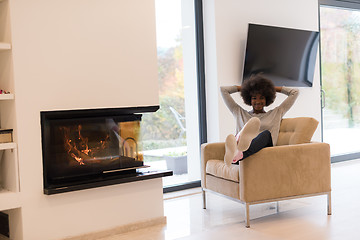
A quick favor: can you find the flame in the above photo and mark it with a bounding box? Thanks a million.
[70,153,85,165]
[60,124,110,165]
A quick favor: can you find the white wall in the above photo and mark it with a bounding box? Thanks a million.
[204,0,322,142]
[8,0,162,239]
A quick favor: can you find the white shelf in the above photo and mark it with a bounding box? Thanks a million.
[0,190,21,211]
[0,42,11,51]
[0,142,16,150]
[0,94,14,100]
[0,142,20,195]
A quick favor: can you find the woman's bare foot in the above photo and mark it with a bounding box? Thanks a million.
[224,134,237,166]
[236,117,260,151]
[232,150,243,164]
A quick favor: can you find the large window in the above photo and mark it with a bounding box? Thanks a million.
[140,0,202,188]
[320,2,360,159]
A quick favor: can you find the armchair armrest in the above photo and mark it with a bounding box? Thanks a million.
[201,142,225,188]
[239,142,331,203]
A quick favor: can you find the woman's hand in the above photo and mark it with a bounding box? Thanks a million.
[236,86,242,91]
[275,86,282,92]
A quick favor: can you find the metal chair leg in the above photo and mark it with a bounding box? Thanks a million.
[245,203,250,228]
[202,189,206,209]
[327,192,332,215]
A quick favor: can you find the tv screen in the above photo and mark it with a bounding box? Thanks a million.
[242,23,319,87]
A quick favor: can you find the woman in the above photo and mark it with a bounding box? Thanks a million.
[220,74,299,165]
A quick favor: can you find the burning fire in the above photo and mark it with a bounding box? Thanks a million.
[61,125,111,165]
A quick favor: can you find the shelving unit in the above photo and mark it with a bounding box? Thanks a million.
[0,0,21,239]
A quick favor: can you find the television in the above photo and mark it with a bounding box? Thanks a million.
[242,23,319,87]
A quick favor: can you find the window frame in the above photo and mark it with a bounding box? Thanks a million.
[319,0,360,10]
[163,0,206,193]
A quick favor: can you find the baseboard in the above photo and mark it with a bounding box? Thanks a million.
[62,216,167,240]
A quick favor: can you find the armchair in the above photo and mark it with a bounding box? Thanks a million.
[201,117,331,227]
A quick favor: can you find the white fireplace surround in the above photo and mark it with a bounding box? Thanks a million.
[6,0,163,239]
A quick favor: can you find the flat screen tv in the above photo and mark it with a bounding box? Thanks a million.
[242,23,319,87]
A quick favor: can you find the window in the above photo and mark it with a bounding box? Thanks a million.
[140,0,205,189]
[320,0,360,160]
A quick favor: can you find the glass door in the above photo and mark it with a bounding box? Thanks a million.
[320,6,360,158]
[140,0,201,188]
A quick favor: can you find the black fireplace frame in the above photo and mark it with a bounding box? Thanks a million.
[40,105,172,195]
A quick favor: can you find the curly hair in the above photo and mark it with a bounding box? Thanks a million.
[241,74,276,106]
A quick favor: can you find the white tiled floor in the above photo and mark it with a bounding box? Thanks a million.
[100,159,360,240]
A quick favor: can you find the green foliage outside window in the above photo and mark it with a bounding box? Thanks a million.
[140,44,186,150]
[321,8,360,128]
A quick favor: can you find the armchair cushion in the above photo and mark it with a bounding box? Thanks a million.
[277,117,318,146]
[206,160,239,182]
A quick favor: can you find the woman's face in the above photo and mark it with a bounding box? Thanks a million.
[251,94,266,113]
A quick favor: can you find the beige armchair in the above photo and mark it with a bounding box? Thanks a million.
[201,117,331,227]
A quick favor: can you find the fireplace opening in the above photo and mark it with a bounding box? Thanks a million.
[41,106,165,193]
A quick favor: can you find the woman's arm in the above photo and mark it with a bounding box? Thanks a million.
[277,87,299,114]
[220,86,242,115]
[275,86,282,92]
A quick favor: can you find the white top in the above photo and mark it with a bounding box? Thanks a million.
[220,86,299,145]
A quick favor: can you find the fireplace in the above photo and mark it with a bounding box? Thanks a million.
[41,106,172,195]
